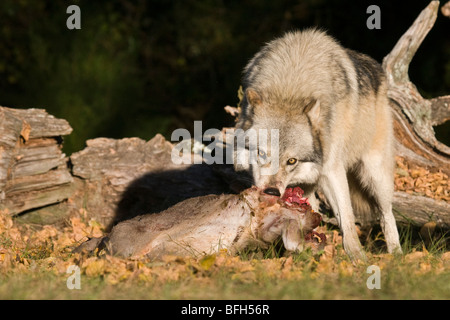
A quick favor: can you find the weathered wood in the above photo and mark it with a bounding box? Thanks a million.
[442,1,450,17]
[0,106,73,215]
[0,108,24,191]
[69,135,230,228]
[375,1,450,229]
[12,144,66,178]
[429,95,450,126]
[5,108,72,139]
[3,180,73,215]
[382,1,450,173]
[5,167,71,194]
[393,191,450,227]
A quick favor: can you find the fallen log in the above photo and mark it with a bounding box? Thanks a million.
[69,135,230,228]
[0,107,73,215]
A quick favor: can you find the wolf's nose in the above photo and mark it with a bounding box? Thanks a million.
[263,187,281,197]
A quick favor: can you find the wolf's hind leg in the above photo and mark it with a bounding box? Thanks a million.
[359,153,402,254]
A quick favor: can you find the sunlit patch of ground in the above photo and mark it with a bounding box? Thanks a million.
[1,208,449,299]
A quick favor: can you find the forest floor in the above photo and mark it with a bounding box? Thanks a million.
[1,205,449,300]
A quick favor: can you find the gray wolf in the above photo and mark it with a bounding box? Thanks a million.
[233,29,402,260]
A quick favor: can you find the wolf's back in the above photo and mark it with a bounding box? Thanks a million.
[242,29,358,107]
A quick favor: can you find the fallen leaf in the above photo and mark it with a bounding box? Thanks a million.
[83,258,107,277]
[199,254,216,271]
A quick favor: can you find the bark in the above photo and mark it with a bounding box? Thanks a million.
[0,107,73,215]
[393,192,450,227]
[380,1,450,229]
[382,0,450,173]
[69,135,230,228]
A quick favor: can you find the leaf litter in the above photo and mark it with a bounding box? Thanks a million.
[395,156,449,202]
[1,205,449,297]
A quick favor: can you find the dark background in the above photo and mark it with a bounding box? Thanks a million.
[1,0,449,154]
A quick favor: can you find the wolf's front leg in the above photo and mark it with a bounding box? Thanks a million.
[320,166,367,261]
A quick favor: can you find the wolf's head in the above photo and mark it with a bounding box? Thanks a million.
[234,88,323,197]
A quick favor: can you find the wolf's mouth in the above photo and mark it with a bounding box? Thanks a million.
[280,187,326,246]
[257,186,326,246]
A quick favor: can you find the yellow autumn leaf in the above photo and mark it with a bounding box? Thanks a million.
[83,258,107,277]
[338,260,353,277]
[199,254,216,270]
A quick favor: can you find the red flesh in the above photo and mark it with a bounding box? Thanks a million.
[259,186,327,245]
[281,187,310,207]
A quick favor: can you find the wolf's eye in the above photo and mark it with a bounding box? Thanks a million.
[258,150,266,159]
[287,158,297,165]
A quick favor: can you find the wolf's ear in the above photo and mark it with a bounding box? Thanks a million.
[245,88,263,107]
[304,99,321,124]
